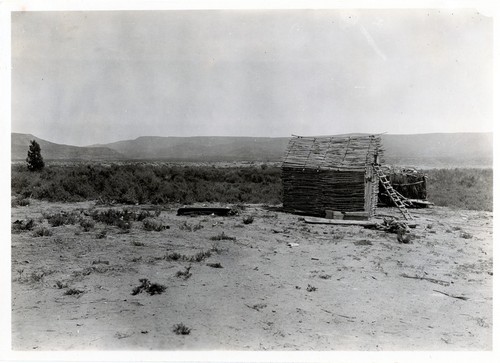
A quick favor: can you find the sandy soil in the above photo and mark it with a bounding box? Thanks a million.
[11,201,493,350]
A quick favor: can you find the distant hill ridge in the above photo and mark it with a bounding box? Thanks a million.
[12,132,493,167]
[11,133,125,161]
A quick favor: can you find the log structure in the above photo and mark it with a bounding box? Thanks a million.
[281,134,383,218]
[378,166,428,207]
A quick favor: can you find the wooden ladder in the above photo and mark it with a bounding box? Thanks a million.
[373,164,414,221]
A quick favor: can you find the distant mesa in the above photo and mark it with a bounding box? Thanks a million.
[11,133,125,161]
[11,132,492,168]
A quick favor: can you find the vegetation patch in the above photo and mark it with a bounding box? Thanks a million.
[165,252,183,261]
[11,197,30,207]
[242,215,254,225]
[64,288,84,296]
[11,164,283,205]
[79,218,95,232]
[54,281,68,289]
[45,212,79,227]
[187,250,212,262]
[32,226,52,237]
[96,230,107,239]
[179,221,203,232]
[131,278,166,296]
[354,239,372,246]
[175,266,192,280]
[12,219,36,233]
[210,232,236,241]
[172,323,191,335]
[246,303,267,311]
[306,284,317,292]
[143,217,169,231]
[425,168,492,211]
[206,262,223,268]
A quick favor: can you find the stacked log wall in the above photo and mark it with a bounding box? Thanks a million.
[282,167,366,216]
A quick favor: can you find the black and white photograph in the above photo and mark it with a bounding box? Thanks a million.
[1,1,497,361]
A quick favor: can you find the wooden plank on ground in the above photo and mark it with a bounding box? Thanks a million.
[304,217,379,226]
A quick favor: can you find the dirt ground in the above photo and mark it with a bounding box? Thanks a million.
[11,200,493,351]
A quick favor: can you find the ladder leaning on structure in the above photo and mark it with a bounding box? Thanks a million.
[373,164,414,221]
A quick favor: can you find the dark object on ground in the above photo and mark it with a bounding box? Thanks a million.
[243,215,254,224]
[433,289,468,301]
[305,217,378,227]
[400,273,450,286]
[366,218,416,233]
[306,284,317,292]
[173,323,191,335]
[177,207,234,216]
[131,278,166,295]
[175,266,192,280]
[206,262,223,268]
[64,288,84,296]
[354,239,372,246]
[12,219,35,232]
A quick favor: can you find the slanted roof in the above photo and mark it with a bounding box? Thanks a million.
[282,134,383,171]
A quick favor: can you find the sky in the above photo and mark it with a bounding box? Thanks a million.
[11,9,493,146]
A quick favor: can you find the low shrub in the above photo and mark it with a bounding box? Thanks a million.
[175,266,192,280]
[172,323,191,335]
[46,212,79,227]
[11,164,283,205]
[64,288,84,296]
[242,215,254,225]
[165,252,183,261]
[187,250,211,262]
[179,221,203,232]
[12,197,30,207]
[80,218,95,232]
[12,219,36,233]
[425,168,492,211]
[209,232,236,241]
[96,230,107,239]
[33,226,52,237]
[131,278,166,296]
[143,218,169,231]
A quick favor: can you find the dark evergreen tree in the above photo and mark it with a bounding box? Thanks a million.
[26,140,45,171]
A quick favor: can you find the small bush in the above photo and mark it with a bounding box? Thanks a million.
[175,266,192,280]
[92,259,110,265]
[179,221,203,232]
[209,232,236,241]
[131,278,166,296]
[187,250,211,262]
[143,218,169,231]
[46,212,79,227]
[33,226,52,237]
[12,197,30,207]
[64,288,84,296]
[460,231,473,239]
[172,323,191,335]
[206,262,223,268]
[28,271,45,283]
[242,215,254,225]
[54,280,68,289]
[131,240,145,247]
[80,218,95,232]
[210,243,223,254]
[96,230,107,239]
[306,284,317,292]
[165,252,183,261]
[12,219,36,233]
